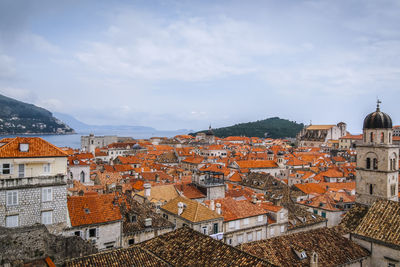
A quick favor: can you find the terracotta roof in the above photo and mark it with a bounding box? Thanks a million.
[67,194,122,227]
[337,203,369,234]
[236,160,278,169]
[353,199,400,248]
[175,184,206,199]
[205,197,267,221]
[306,125,335,130]
[161,196,222,223]
[239,227,369,267]
[0,137,67,158]
[141,227,272,266]
[65,245,171,267]
[136,184,179,203]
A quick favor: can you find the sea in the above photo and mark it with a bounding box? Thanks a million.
[0,130,180,149]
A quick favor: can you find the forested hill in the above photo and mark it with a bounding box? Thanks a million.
[0,94,74,135]
[193,117,304,139]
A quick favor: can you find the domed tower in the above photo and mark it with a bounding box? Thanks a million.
[356,100,398,206]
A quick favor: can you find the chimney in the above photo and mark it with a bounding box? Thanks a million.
[155,173,160,183]
[216,203,222,215]
[210,200,215,211]
[178,202,185,216]
[144,183,151,198]
[252,195,257,204]
[144,218,152,227]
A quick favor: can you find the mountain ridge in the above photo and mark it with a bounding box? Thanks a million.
[0,94,74,135]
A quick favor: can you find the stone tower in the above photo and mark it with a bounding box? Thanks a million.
[356,101,399,206]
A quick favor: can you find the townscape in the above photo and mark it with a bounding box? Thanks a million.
[0,103,399,266]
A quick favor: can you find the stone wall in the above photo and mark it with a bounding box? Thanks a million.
[0,183,67,228]
[0,224,97,266]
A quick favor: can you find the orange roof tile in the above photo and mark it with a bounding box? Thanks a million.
[0,137,67,158]
[67,194,122,227]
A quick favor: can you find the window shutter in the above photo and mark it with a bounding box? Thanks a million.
[13,192,17,205]
[41,188,45,202]
[9,164,14,175]
[0,164,3,174]
[7,192,11,205]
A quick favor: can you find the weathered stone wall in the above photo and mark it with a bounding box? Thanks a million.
[0,183,67,228]
[0,224,97,266]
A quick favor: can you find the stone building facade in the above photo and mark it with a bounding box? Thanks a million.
[0,137,69,231]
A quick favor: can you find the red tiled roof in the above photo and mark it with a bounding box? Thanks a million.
[0,137,67,158]
[67,194,122,227]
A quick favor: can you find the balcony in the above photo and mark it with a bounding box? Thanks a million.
[0,174,66,190]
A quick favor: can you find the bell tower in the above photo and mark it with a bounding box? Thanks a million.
[356,100,398,206]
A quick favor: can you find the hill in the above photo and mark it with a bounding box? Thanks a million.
[0,94,74,135]
[193,117,304,139]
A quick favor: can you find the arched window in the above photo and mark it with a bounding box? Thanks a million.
[390,159,393,170]
[381,132,384,143]
[369,184,373,195]
[80,171,85,183]
[370,132,374,142]
[366,158,371,169]
[373,158,378,170]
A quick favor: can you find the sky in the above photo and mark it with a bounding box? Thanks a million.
[0,0,400,132]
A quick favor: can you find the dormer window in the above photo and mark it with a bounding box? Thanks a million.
[84,208,90,214]
[129,214,137,223]
[19,143,29,152]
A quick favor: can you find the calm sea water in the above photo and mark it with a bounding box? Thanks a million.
[0,130,185,149]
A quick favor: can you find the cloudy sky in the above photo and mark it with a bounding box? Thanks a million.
[0,0,400,132]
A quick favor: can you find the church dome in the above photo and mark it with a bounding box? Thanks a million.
[363,101,392,129]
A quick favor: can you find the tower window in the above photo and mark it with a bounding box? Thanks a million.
[369,184,373,195]
[381,132,384,143]
[366,158,371,169]
[390,159,393,170]
[373,158,378,170]
[370,132,374,142]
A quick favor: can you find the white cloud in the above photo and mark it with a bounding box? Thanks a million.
[0,54,16,79]
[76,14,289,81]
[21,33,61,54]
[0,87,36,101]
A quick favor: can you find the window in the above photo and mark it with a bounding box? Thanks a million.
[2,163,11,174]
[163,214,168,219]
[74,231,81,237]
[381,132,384,143]
[280,225,285,233]
[321,211,326,218]
[18,164,24,178]
[313,210,318,215]
[228,238,232,245]
[41,211,53,225]
[256,230,261,240]
[366,158,371,169]
[80,171,85,183]
[247,232,253,242]
[237,234,243,244]
[373,158,378,170]
[129,214,137,223]
[235,220,240,229]
[89,228,97,238]
[19,143,29,152]
[202,226,208,235]
[43,163,51,173]
[391,184,396,197]
[42,188,53,202]
[370,132,374,142]
[243,218,249,225]
[213,223,219,234]
[128,239,135,245]
[388,263,396,267]
[270,228,275,237]
[6,191,18,206]
[257,215,263,222]
[229,221,235,229]
[6,215,18,228]
[369,184,373,195]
